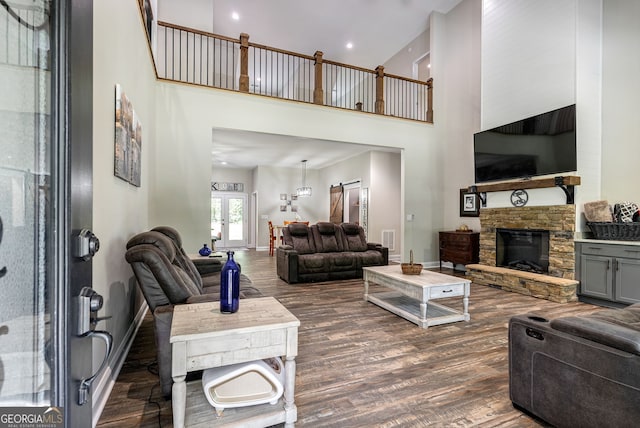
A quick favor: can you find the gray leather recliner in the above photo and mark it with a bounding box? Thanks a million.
[125,230,260,397]
[509,303,640,427]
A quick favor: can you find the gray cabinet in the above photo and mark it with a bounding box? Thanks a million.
[576,242,640,306]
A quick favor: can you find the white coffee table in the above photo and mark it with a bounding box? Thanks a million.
[363,265,471,328]
[170,297,300,427]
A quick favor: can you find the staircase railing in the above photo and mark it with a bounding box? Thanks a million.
[156,22,433,123]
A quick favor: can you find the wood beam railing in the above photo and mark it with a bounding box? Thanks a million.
[155,22,434,123]
[313,51,324,105]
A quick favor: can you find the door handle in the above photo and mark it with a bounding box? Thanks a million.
[74,286,113,405]
[78,330,113,405]
[73,228,100,261]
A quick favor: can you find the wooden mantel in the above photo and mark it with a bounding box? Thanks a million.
[468,176,580,193]
[467,176,581,204]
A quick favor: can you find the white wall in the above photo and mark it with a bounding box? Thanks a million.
[152,83,438,261]
[435,0,482,233]
[253,164,323,249]
[601,0,640,204]
[93,0,156,419]
[369,151,402,256]
[481,0,576,129]
[157,0,214,32]
[384,29,430,78]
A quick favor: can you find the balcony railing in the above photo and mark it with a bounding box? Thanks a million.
[0,1,49,70]
[155,22,433,123]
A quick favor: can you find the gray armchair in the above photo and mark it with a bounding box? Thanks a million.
[151,225,222,287]
[509,303,640,427]
[125,230,260,397]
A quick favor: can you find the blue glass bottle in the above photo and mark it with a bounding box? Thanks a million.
[220,251,240,313]
[199,243,212,256]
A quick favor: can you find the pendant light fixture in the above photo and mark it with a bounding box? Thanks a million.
[296,160,312,197]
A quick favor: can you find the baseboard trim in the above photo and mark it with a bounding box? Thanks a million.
[92,302,149,427]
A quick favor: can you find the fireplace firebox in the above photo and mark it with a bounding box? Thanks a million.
[496,228,550,274]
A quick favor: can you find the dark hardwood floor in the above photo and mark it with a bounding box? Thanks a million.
[98,250,603,427]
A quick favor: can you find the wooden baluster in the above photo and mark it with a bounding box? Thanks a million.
[426,78,434,123]
[239,33,249,92]
[313,50,324,105]
[375,65,385,115]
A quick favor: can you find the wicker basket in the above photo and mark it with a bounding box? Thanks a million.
[586,222,640,241]
[401,250,423,275]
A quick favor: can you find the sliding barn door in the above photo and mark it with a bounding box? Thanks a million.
[329,185,344,224]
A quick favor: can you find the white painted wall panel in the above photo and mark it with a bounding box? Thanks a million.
[481,0,576,130]
[601,0,640,204]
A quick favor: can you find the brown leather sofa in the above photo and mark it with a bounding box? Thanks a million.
[509,303,640,427]
[125,229,260,397]
[276,222,388,284]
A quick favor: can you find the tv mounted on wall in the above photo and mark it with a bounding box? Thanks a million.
[473,104,576,183]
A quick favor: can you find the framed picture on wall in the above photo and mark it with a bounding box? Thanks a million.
[460,189,480,217]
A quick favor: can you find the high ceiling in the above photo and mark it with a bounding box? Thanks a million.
[208,0,462,67]
[158,0,462,170]
[211,129,401,170]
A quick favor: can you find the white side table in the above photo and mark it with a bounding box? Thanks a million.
[170,297,300,427]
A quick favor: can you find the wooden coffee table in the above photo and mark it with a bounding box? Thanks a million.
[170,297,300,428]
[363,265,471,328]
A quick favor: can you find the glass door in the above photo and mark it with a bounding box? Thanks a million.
[1,1,96,426]
[211,193,247,249]
[0,0,56,408]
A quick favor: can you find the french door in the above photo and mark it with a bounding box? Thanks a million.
[0,1,96,426]
[211,193,248,249]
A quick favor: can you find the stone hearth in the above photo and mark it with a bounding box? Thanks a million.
[466,205,578,303]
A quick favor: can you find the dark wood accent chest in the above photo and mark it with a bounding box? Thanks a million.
[439,231,480,270]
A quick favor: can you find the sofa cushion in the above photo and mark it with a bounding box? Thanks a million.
[284,223,316,254]
[312,222,345,253]
[297,253,329,274]
[551,307,640,356]
[340,223,368,252]
[352,250,385,267]
[327,252,357,271]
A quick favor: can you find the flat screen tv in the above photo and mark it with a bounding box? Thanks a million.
[473,104,576,183]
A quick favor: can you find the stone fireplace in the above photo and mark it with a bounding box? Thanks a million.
[466,205,578,303]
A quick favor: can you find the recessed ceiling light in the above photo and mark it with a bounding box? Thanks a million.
[427,63,431,68]
[221,161,228,165]
[346,42,353,49]
[231,12,239,21]
[256,77,261,82]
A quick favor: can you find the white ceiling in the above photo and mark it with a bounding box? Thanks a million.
[207,0,462,66]
[212,129,400,170]
[159,0,462,170]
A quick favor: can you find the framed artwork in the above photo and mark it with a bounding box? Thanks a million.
[279,205,287,212]
[280,193,288,200]
[114,84,142,187]
[460,189,480,217]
